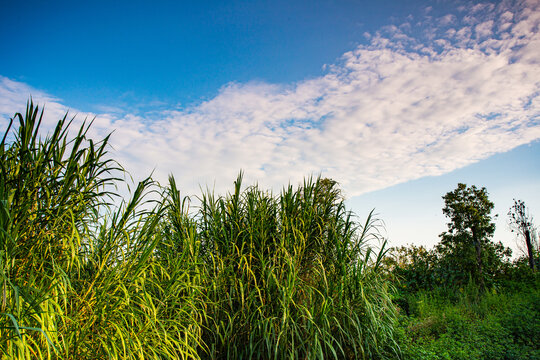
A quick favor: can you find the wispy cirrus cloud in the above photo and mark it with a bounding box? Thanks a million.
[1,0,539,197]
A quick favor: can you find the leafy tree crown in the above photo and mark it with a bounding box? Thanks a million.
[442,183,496,241]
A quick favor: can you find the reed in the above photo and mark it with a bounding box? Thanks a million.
[0,103,400,359]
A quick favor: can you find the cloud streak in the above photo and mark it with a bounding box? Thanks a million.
[1,0,539,197]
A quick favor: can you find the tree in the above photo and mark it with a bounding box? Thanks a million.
[508,199,537,271]
[385,245,438,292]
[439,183,499,289]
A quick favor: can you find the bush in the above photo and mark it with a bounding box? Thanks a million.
[397,286,540,360]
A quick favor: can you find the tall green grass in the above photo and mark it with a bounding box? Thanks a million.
[0,103,400,359]
[397,284,540,360]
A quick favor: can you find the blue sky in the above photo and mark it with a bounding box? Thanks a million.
[1,0,425,109]
[1,0,539,254]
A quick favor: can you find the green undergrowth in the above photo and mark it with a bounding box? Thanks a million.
[397,281,540,360]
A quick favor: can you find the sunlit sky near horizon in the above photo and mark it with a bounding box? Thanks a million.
[1,0,539,255]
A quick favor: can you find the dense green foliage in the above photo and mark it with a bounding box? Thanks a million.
[386,184,539,359]
[387,246,539,359]
[0,103,399,359]
[395,277,540,360]
[2,102,538,359]
[439,183,506,290]
[387,184,513,295]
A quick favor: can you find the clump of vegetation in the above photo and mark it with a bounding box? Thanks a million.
[394,281,540,360]
[0,103,400,359]
[3,102,538,359]
[385,185,540,359]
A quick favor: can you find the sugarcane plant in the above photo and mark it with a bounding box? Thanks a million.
[0,102,400,359]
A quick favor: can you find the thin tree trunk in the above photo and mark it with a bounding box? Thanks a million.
[524,229,536,271]
[472,228,485,290]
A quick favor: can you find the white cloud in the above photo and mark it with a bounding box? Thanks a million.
[440,14,457,26]
[1,0,539,198]
[476,20,495,37]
